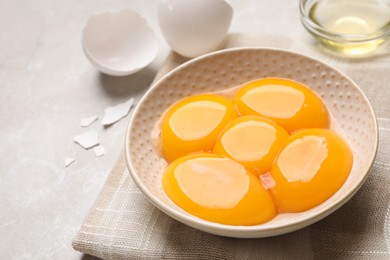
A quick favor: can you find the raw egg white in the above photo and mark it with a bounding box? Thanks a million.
[234,78,330,132]
[162,153,276,225]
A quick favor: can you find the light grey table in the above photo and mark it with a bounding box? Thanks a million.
[2,0,388,259]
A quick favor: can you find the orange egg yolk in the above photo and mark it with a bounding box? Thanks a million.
[162,153,276,225]
[212,116,289,176]
[233,77,330,133]
[161,94,237,162]
[268,128,353,212]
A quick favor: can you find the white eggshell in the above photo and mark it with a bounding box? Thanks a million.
[83,9,158,76]
[158,0,233,58]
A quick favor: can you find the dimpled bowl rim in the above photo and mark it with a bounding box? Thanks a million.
[125,47,378,238]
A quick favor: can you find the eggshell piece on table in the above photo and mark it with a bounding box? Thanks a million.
[158,0,233,58]
[101,97,134,126]
[73,129,99,149]
[80,115,99,127]
[82,9,158,76]
[93,145,106,157]
[64,158,75,167]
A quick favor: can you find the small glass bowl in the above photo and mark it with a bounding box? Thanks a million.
[300,0,390,56]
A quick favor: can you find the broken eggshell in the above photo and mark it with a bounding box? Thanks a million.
[93,145,106,157]
[64,158,75,167]
[81,115,99,127]
[74,129,99,149]
[158,0,233,58]
[101,97,134,126]
[82,9,158,76]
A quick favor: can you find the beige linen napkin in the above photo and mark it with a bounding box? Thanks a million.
[73,33,390,259]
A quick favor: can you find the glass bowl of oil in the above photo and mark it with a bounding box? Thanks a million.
[300,0,390,56]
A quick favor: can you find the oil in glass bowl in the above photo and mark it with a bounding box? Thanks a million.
[301,0,390,56]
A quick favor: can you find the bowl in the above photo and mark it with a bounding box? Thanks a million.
[125,47,378,238]
[300,0,390,56]
[82,9,158,76]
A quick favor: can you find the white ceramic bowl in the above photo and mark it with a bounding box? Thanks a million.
[125,47,378,238]
[82,9,158,76]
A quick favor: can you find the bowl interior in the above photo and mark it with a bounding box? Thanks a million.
[126,48,377,237]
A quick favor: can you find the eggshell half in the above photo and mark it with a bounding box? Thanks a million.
[158,0,233,58]
[83,9,158,76]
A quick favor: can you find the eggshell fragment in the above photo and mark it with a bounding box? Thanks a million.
[64,158,75,167]
[83,9,158,76]
[81,115,99,127]
[158,0,233,58]
[93,145,106,157]
[101,97,134,126]
[74,130,99,149]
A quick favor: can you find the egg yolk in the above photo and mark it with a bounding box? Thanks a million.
[212,116,289,176]
[233,78,329,132]
[162,153,276,225]
[161,94,238,162]
[268,128,353,212]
